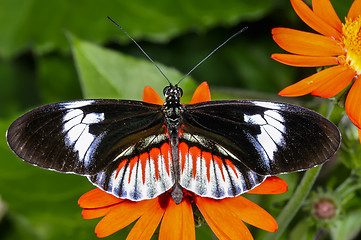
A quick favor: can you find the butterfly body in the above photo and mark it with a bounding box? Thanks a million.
[162,86,184,203]
[6,83,341,204]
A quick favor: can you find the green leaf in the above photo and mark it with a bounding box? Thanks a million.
[330,208,361,240]
[70,34,197,100]
[332,0,356,19]
[0,59,41,118]
[37,54,82,103]
[0,0,274,58]
[288,220,316,240]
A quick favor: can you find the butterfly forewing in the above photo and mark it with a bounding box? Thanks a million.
[182,100,340,176]
[6,99,164,175]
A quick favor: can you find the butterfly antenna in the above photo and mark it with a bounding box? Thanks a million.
[175,26,248,86]
[107,16,172,86]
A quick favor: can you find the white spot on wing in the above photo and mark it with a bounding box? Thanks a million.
[254,101,281,110]
[63,109,83,122]
[63,110,105,167]
[62,100,95,109]
[264,113,285,134]
[243,109,285,166]
[244,114,266,125]
[265,110,285,122]
[75,126,95,165]
[83,112,105,124]
[264,110,285,147]
[255,123,284,167]
[257,128,276,159]
[65,124,85,144]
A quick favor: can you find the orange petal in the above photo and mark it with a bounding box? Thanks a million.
[290,0,341,39]
[271,54,338,67]
[347,0,361,20]
[195,196,254,240]
[82,206,115,219]
[143,86,164,105]
[95,198,157,238]
[346,77,361,128]
[279,65,347,96]
[190,82,211,104]
[223,196,278,232]
[126,199,165,240]
[311,67,355,98]
[78,188,124,208]
[159,197,195,240]
[247,176,288,194]
[272,28,343,57]
[312,0,342,31]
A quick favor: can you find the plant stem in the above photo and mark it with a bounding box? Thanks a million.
[264,166,322,240]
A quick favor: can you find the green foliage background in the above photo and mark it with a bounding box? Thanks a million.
[1,0,360,239]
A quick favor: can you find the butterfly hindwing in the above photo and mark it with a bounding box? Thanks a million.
[6,99,164,175]
[88,132,174,201]
[178,136,266,199]
[182,100,340,176]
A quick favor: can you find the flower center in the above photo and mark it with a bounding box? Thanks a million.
[341,15,361,75]
[313,198,338,220]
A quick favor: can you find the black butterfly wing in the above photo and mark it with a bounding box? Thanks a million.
[6,99,165,176]
[180,100,340,198]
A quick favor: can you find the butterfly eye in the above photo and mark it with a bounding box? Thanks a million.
[177,87,183,97]
[163,86,171,96]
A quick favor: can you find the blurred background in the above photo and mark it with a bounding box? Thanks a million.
[0,0,359,239]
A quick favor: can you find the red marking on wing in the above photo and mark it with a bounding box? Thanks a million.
[178,143,233,182]
[202,151,212,182]
[160,142,171,175]
[213,155,226,182]
[189,146,200,179]
[128,156,138,184]
[150,147,160,181]
[139,152,148,184]
[113,142,172,185]
[225,159,239,178]
[115,160,127,179]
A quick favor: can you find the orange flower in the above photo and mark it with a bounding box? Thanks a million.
[272,0,361,139]
[78,82,288,240]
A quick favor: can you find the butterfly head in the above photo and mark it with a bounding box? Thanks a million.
[163,85,183,106]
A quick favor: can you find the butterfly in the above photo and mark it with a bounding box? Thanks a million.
[6,81,340,204]
[6,18,341,204]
